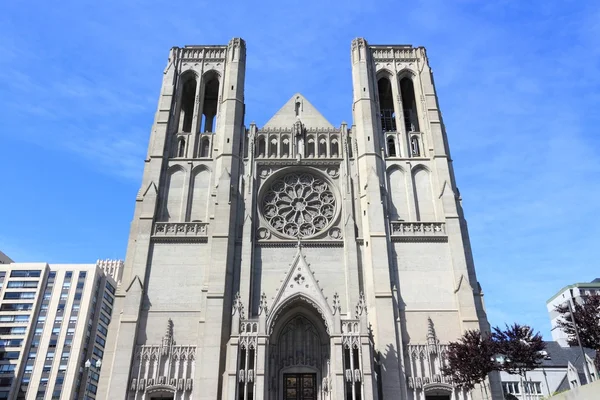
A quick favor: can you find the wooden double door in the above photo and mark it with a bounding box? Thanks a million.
[284,373,317,400]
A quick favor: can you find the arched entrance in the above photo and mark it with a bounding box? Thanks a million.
[267,300,331,400]
[423,383,453,400]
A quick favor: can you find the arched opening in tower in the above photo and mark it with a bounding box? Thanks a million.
[201,78,219,132]
[378,77,396,132]
[180,78,197,133]
[400,77,420,133]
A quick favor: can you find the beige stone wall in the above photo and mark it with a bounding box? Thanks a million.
[547,381,600,400]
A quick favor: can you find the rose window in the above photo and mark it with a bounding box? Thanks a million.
[262,172,336,238]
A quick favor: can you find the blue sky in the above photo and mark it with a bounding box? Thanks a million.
[1,0,599,339]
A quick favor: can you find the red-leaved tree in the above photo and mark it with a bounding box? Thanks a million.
[555,293,600,370]
[440,330,496,391]
[491,323,546,377]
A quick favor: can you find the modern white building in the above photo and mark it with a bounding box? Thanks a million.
[546,279,600,346]
[499,342,597,399]
[97,38,502,400]
[0,260,122,399]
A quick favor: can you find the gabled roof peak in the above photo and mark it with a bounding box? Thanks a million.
[263,94,334,129]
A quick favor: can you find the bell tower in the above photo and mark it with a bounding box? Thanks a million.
[98,38,246,400]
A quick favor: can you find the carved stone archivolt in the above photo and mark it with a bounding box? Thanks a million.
[260,171,338,239]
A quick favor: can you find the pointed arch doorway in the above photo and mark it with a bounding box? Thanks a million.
[267,299,331,400]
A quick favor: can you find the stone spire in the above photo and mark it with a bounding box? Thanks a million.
[162,318,174,354]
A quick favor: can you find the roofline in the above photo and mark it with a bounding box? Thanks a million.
[546,282,600,303]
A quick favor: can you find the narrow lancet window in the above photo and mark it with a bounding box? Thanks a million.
[378,77,396,132]
[269,137,277,158]
[177,138,186,158]
[200,137,210,158]
[400,77,420,132]
[331,138,339,157]
[307,138,315,158]
[281,137,290,157]
[257,137,266,157]
[318,138,327,157]
[201,77,219,133]
[387,137,396,157]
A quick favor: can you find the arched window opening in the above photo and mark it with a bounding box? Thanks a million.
[331,138,339,157]
[269,137,278,158]
[201,77,219,133]
[281,137,290,157]
[200,137,210,158]
[400,77,420,132]
[177,138,186,158]
[410,135,421,157]
[378,77,396,132]
[257,137,266,157]
[307,139,315,158]
[387,137,396,157]
[180,78,197,133]
[318,138,327,158]
[295,98,301,117]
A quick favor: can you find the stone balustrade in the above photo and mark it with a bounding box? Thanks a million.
[153,222,208,238]
[390,222,446,241]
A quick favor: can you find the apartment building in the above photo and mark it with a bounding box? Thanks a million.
[0,260,122,399]
[547,278,600,346]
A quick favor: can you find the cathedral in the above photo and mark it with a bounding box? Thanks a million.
[97,38,500,400]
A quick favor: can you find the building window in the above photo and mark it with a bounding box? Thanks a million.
[502,382,520,394]
[95,336,106,347]
[0,303,32,311]
[0,364,16,373]
[3,292,35,300]
[0,327,26,335]
[10,270,41,278]
[6,281,39,288]
[97,324,108,336]
[0,315,29,323]
[0,351,20,360]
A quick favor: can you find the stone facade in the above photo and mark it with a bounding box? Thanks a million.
[97,38,501,400]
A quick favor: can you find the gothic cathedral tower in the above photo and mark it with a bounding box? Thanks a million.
[98,38,501,400]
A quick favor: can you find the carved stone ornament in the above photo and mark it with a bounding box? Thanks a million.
[326,167,339,178]
[332,292,341,315]
[259,167,272,178]
[328,227,342,240]
[261,172,337,239]
[355,292,367,319]
[256,227,271,240]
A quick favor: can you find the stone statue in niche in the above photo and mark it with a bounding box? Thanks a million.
[294,120,304,158]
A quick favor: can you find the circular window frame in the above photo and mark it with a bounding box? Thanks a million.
[257,167,340,240]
